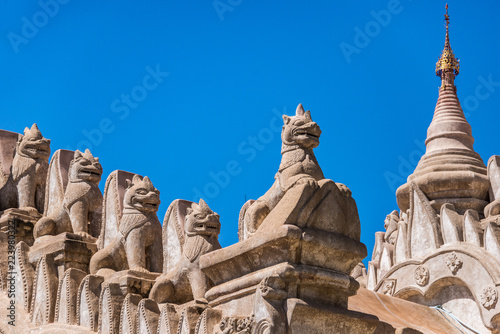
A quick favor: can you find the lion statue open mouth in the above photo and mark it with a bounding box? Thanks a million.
[33,149,103,241]
[0,123,51,213]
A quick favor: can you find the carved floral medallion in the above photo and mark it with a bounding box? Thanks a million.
[480,286,498,310]
[414,265,429,286]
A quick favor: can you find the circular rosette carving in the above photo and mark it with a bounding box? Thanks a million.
[480,286,498,310]
[414,265,429,286]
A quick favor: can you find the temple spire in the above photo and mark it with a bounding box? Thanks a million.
[436,4,460,88]
[396,5,489,216]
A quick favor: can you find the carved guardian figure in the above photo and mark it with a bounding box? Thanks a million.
[241,104,323,237]
[33,149,102,240]
[150,199,221,304]
[0,124,50,213]
[89,174,163,275]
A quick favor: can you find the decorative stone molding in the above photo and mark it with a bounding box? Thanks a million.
[381,279,396,296]
[445,252,463,275]
[480,286,498,310]
[414,265,429,286]
[216,315,255,334]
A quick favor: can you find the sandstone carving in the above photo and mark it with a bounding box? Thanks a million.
[445,252,463,275]
[480,286,498,310]
[150,198,221,304]
[34,149,103,240]
[384,210,399,245]
[239,104,360,241]
[217,315,254,334]
[381,279,396,296]
[414,265,429,286]
[0,124,50,213]
[90,174,162,276]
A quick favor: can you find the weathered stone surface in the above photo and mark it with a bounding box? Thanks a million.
[14,240,35,312]
[29,232,97,278]
[98,282,125,334]
[0,208,39,246]
[34,149,102,241]
[135,298,160,334]
[286,298,378,334]
[119,293,142,334]
[150,199,221,304]
[0,124,51,213]
[177,305,205,334]
[55,268,86,325]
[157,303,180,334]
[194,308,222,334]
[90,172,162,276]
[30,254,58,326]
[350,288,466,333]
[77,274,104,331]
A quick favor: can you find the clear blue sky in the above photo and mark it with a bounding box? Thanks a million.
[1,1,500,265]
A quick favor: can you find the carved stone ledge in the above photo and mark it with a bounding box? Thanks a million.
[28,232,97,278]
[105,269,160,298]
[201,224,366,302]
[0,208,40,246]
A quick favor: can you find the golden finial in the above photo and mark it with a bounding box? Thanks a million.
[436,3,460,79]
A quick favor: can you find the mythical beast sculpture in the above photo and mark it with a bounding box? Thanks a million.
[239,104,360,240]
[0,124,50,213]
[33,149,103,240]
[150,198,221,304]
[90,174,163,275]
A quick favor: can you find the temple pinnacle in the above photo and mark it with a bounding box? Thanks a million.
[436,4,460,86]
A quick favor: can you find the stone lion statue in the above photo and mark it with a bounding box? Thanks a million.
[239,104,360,241]
[0,124,51,213]
[150,198,221,304]
[33,149,102,241]
[89,174,163,275]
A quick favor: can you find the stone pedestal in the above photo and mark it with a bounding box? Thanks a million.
[0,208,40,246]
[29,233,97,278]
[200,224,378,333]
[106,269,160,297]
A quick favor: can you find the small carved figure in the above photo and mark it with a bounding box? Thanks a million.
[381,279,396,296]
[150,199,221,304]
[34,149,102,240]
[89,174,162,275]
[384,210,399,245]
[445,252,463,275]
[0,124,50,213]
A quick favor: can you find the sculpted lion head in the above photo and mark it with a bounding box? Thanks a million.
[185,198,221,238]
[17,123,51,160]
[281,104,321,150]
[124,174,160,213]
[69,149,103,183]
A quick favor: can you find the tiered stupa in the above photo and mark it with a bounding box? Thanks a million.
[396,4,490,215]
[368,6,500,333]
